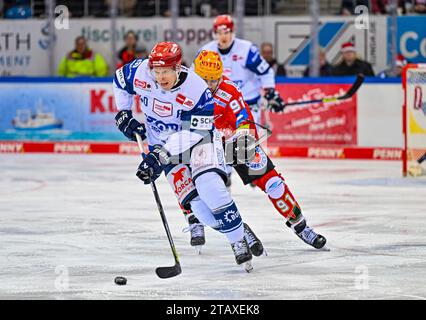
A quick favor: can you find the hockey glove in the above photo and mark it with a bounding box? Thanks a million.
[136,145,171,184]
[264,88,285,113]
[115,110,147,142]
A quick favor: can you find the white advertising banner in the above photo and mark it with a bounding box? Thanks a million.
[1,16,425,77]
[0,20,49,76]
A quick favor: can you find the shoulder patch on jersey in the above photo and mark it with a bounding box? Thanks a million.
[115,68,126,89]
[250,46,258,54]
[249,47,260,63]
[152,98,173,117]
[216,89,232,102]
[224,79,241,92]
[130,59,143,69]
[257,60,270,73]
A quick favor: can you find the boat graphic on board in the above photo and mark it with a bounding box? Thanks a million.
[12,101,63,131]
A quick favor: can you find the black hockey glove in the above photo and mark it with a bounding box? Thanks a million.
[136,145,171,184]
[264,88,285,113]
[115,110,147,142]
[225,131,257,165]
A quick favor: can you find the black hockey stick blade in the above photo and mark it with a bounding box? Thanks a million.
[156,263,182,279]
[337,73,365,100]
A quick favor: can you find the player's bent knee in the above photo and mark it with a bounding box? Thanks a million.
[190,196,220,228]
[194,171,232,209]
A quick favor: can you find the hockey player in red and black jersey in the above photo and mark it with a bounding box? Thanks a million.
[184,50,328,253]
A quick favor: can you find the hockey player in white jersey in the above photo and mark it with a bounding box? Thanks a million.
[200,14,285,125]
[112,41,258,271]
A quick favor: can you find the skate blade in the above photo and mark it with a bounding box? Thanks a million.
[194,245,203,255]
[243,261,253,273]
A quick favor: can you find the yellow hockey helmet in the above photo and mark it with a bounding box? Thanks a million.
[194,50,223,80]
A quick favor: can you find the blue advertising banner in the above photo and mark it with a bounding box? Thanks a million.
[391,16,426,64]
[0,79,142,141]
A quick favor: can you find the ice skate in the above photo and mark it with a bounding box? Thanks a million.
[183,214,205,254]
[231,238,253,272]
[287,219,329,251]
[243,223,265,256]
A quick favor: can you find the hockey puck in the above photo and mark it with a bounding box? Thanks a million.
[114,276,127,285]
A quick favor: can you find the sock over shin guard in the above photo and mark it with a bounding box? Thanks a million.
[253,169,304,225]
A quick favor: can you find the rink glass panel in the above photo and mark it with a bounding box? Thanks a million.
[404,64,426,175]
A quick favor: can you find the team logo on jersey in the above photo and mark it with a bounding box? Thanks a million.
[146,115,179,135]
[216,89,232,102]
[152,98,173,117]
[176,94,194,108]
[246,147,268,171]
[134,79,151,91]
[232,54,243,61]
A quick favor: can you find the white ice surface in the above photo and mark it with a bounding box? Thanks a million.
[1,154,425,300]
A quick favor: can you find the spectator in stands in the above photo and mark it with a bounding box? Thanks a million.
[260,42,286,76]
[57,36,108,77]
[332,42,375,76]
[414,0,426,13]
[3,0,31,18]
[210,0,229,16]
[371,0,412,14]
[135,46,149,59]
[105,0,136,17]
[304,48,333,77]
[340,0,370,15]
[116,30,139,69]
[378,54,407,78]
[133,0,156,16]
[371,0,390,14]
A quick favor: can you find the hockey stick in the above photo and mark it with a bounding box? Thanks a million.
[417,151,426,165]
[282,73,365,108]
[135,133,182,279]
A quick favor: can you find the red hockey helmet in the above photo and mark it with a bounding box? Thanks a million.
[213,15,234,33]
[148,41,182,69]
